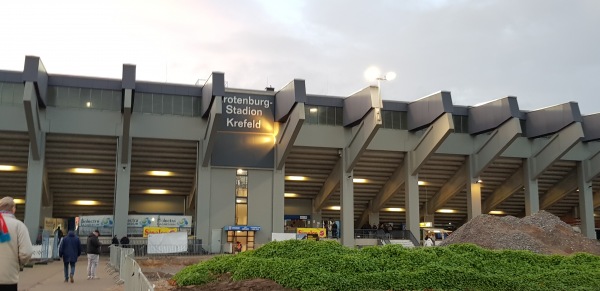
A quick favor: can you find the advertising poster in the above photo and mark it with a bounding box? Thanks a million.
[296,228,327,238]
[128,215,158,227]
[147,232,188,254]
[78,215,114,236]
[157,215,192,228]
[143,227,178,238]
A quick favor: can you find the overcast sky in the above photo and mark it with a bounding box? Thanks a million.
[2,0,599,113]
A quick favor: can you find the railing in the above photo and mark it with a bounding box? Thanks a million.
[107,246,153,291]
[354,229,420,247]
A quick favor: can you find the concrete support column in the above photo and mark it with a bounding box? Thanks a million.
[577,162,595,238]
[311,209,322,228]
[196,163,211,246]
[523,158,540,216]
[368,211,379,228]
[404,154,420,240]
[272,168,285,233]
[24,135,45,243]
[467,182,482,220]
[467,156,482,220]
[114,137,131,239]
[340,149,354,247]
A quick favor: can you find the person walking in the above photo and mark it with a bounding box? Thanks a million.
[424,235,434,247]
[86,229,101,279]
[0,197,33,291]
[59,230,82,283]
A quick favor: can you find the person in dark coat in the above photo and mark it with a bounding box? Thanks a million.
[120,236,130,248]
[59,231,81,283]
[111,235,119,246]
[86,230,101,279]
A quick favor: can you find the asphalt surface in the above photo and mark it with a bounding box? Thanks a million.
[17,256,120,291]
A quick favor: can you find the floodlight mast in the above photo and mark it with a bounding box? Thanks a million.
[365,67,396,99]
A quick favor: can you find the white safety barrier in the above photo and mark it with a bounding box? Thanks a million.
[108,246,154,291]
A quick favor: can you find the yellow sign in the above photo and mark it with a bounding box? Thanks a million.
[143,227,178,237]
[296,228,327,238]
[420,222,432,228]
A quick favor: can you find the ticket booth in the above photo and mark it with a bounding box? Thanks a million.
[223,225,261,252]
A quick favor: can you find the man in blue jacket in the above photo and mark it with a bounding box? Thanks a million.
[59,230,82,283]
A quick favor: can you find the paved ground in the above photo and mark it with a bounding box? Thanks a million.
[18,256,120,291]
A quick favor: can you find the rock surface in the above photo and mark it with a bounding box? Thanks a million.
[437,210,600,255]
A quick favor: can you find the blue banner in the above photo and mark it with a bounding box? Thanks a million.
[223,225,261,231]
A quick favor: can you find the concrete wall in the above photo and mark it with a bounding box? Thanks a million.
[45,107,121,135]
[209,168,236,230]
[0,105,28,131]
[284,198,312,215]
[248,169,274,244]
[129,195,185,214]
[131,114,203,140]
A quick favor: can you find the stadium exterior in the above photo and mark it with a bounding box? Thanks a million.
[0,56,599,248]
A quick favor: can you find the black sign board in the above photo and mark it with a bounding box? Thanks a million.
[211,94,275,168]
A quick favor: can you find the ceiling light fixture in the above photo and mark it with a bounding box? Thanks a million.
[418,181,426,186]
[75,200,99,206]
[330,206,341,210]
[436,209,456,213]
[383,207,405,212]
[146,189,169,194]
[284,193,298,198]
[149,170,173,176]
[14,198,25,204]
[489,210,505,215]
[353,178,367,183]
[0,165,16,171]
[72,168,97,174]
[285,176,307,181]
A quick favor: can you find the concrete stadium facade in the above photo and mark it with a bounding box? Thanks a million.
[0,56,599,248]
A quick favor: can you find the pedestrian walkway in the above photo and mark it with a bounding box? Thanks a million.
[18,256,121,291]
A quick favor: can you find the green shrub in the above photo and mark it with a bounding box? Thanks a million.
[172,240,600,290]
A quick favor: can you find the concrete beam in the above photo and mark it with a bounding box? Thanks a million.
[577,162,595,238]
[539,170,578,210]
[482,166,524,213]
[471,118,522,178]
[200,72,225,118]
[23,81,41,160]
[313,158,342,212]
[42,168,51,206]
[340,157,354,247]
[371,163,406,211]
[121,89,132,164]
[423,162,468,215]
[404,154,420,241]
[356,162,406,229]
[276,103,305,170]
[201,96,222,167]
[346,108,382,172]
[188,159,198,209]
[585,151,600,182]
[531,122,584,179]
[410,113,454,175]
[355,202,371,229]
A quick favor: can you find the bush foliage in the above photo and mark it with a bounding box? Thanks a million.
[172,240,600,290]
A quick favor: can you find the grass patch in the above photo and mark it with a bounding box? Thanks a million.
[172,240,600,290]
